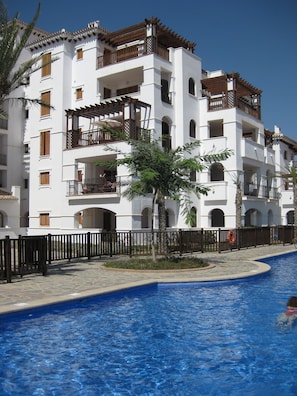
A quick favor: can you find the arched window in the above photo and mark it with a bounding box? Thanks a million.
[211,209,225,227]
[190,170,196,182]
[245,208,261,227]
[287,210,294,225]
[165,209,175,227]
[141,207,152,229]
[190,207,197,227]
[162,120,171,150]
[188,78,195,95]
[189,119,196,138]
[210,163,224,181]
[0,211,3,227]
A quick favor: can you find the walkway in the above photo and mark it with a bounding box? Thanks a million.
[0,244,295,314]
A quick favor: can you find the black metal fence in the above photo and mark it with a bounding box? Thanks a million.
[0,226,295,283]
[0,235,47,283]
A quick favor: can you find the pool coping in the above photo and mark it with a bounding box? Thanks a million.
[0,260,271,315]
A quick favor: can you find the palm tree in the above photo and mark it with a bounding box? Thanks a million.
[99,133,232,260]
[0,1,53,118]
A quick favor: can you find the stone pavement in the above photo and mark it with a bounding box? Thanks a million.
[0,244,295,314]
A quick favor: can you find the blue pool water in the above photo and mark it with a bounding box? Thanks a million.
[1,253,297,395]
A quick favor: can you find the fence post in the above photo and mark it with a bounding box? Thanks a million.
[86,232,91,260]
[201,228,204,253]
[129,231,132,257]
[218,228,221,253]
[18,235,22,276]
[67,234,72,261]
[109,232,113,257]
[179,229,183,256]
[4,236,12,283]
[41,236,47,276]
[48,234,52,264]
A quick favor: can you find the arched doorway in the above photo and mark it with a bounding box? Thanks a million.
[245,208,262,227]
[75,208,116,231]
[165,209,175,228]
[141,207,152,229]
[287,210,294,225]
[210,163,224,181]
[210,209,225,227]
[0,211,4,227]
[190,207,197,227]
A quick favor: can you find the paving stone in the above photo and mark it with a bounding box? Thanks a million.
[0,245,295,314]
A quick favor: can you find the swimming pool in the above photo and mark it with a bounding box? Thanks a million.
[0,252,297,395]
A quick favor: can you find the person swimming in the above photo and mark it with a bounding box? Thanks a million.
[278,296,297,329]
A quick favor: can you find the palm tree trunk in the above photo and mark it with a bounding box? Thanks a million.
[157,192,167,255]
[151,192,157,262]
[235,187,242,229]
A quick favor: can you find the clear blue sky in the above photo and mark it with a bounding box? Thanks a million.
[6,0,297,140]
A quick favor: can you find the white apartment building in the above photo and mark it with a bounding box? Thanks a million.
[12,17,296,235]
[0,21,47,237]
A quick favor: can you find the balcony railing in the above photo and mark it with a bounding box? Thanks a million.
[67,177,121,197]
[66,127,150,150]
[208,95,260,119]
[97,43,169,69]
[244,183,280,199]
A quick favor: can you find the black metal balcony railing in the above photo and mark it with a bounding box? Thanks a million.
[67,177,120,196]
[244,183,280,199]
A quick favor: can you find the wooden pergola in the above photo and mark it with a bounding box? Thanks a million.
[202,72,262,119]
[103,17,196,52]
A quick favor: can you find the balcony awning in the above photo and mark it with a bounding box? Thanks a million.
[202,72,262,96]
[65,96,151,119]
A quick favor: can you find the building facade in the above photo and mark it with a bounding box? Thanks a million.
[4,17,296,235]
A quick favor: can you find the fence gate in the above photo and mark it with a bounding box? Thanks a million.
[19,236,47,277]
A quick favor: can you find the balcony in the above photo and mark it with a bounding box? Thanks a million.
[65,97,151,150]
[244,183,279,200]
[97,43,169,69]
[202,72,262,120]
[208,95,260,119]
[66,126,150,150]
[67,176,121,197]
[241,139,264,162]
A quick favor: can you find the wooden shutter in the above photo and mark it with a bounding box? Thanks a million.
[40,213,49,226]
[41,91,51,116]
[41,53,51,77]
[40,131,50,156]
[40,172,50,185]
[76,88,83,100]
[77,48,83,60]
